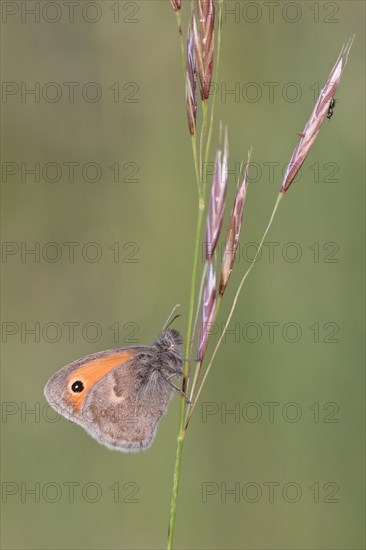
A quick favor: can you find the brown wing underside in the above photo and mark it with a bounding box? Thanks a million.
[77,355,174,451]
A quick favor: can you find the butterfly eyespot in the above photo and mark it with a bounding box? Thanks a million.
[71,380,84,393]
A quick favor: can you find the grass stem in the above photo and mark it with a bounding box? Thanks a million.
[167,201,204,549]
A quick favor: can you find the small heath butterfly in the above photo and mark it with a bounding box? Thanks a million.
[44,307,183,452]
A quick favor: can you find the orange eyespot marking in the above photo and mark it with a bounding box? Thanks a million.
[67,350,135,412]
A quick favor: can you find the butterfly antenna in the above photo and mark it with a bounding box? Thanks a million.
[163,304,181,332]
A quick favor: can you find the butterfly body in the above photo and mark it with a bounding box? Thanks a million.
[44,328,183,452]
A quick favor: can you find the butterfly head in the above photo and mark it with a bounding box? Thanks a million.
[155,329,183,375]
[158,328,182,350]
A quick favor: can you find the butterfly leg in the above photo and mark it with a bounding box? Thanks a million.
[162,374,192,404]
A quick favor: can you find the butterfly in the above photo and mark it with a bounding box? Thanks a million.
[44,307,184,452]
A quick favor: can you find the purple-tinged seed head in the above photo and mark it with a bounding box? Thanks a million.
[193,0,215,101]
[206,129,229,260]
[198,262,217,362]
[219,148,252,296]
[186,12,197,136]
[170,0,181,12]
[280,37,354,193]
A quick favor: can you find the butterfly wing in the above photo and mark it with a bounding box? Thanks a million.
[44,346,175,451]
[81,354,174,451]
[44,346,143,426]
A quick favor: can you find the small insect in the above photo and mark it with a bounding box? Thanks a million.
[327,98,336,120]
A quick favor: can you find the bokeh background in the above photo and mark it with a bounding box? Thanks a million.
[1,1,365,549]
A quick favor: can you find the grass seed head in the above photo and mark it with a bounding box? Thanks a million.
[280,37,354,193]
[219,148,252,296]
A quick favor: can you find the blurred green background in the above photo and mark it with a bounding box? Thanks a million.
[1,1,365,549]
